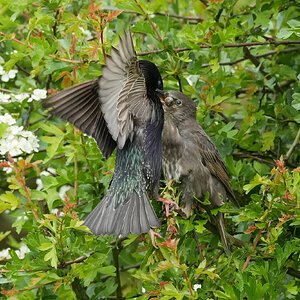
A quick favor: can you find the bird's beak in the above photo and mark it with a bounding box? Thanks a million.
[156,89,167,102]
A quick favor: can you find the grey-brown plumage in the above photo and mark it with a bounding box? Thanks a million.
[161,90,239,254]
[43,31,164,237]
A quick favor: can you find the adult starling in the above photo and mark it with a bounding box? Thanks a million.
[43,31,164,237]
[160,90,239,254]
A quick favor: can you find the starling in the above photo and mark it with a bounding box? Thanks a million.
[43,31,164,237]
[160,90,239,254]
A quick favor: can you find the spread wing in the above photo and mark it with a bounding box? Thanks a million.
[43,31,152,156]
[99,31,152,149]
[183,122,239,206]
[43,79,116,159]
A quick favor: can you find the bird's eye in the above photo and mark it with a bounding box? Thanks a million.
[176,99,182,106]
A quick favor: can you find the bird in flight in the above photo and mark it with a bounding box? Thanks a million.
[43,31,164,239]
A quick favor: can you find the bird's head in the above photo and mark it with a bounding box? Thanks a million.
[156,90,197,123]
[139,60,163,93]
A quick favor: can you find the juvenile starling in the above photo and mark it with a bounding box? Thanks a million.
[160,90,239,254]
[43,31,164,237]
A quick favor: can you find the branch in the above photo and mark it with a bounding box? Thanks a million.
[242,229,262,271]
[155,12,204,23]
[133,0,162,42]
[8,154,39,221]
[201,47,298,68]
[192,229,204,260]
[233,152,277,167]
[112,244,122,299]
[102,7,204,23]
[284,127,300,160]
[287,267,300,279]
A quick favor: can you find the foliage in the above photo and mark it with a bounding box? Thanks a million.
[0,0,299,299]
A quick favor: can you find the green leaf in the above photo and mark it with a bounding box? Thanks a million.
[0,231,10,242]
[43,246,58,269]
[291,93,300,110]
[0,191,21,213]
[261,132,275,151]
[99,266,116,276]
[209,58,219,73]
[0,123,9,139]
[115,0,144,14]
[39,242,54,251]
[132,20,154,35]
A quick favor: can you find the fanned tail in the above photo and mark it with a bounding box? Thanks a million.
[210,212,231,255]
[84,191,160,237]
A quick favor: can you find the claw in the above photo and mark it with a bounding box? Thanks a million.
[158,197,179,217]
[149,228,162,248]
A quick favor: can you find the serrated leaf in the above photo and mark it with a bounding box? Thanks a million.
[39,242,54,251]
[291,93,300,110]
[261,131,275,151]
[99,266,116,276]
[0,191,21,213]
[44,246,58,268]
[155,260,174,272]
[0,123,9,139]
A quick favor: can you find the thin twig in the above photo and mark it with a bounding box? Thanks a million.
[233,152,276,167]
[112,245,123,299]
[102,8,204,22]
[133,0,162,42]
[201,47,298,68]
[242,229,262,271]
[193,229,204,260]
[243,46,282,93]
[8,154,39,221]
[285,127,300,160]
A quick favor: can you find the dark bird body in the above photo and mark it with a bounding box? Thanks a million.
[161,91,239,254]
[43,32,164,236]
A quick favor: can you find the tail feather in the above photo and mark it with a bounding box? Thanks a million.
[84,191,159,237]
[210,212,231,255]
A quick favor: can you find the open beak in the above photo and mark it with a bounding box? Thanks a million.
[156,89,168,102]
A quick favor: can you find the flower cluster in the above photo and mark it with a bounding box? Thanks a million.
[0,89,47,104]
[0,56,18,82]
[0,244,30,260]
[0,113,39,156]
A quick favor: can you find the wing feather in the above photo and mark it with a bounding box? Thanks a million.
[99,31,152,149]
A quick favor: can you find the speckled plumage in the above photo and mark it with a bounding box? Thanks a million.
[161,90,239,254]
[43,31,164,236]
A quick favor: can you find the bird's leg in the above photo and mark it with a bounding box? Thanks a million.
[148,229,163,248]
[158,179,180,217]
[158,196,180,217]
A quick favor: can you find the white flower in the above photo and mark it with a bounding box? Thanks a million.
[8,70,18,79]
[30,89,47,101]
[15,245,30,259]
[0,56,4,64]
[0,121,39,156]
[0,248,11,260]
[1,73,9,82]
[79,26,93,40]
[0,92,11,103]
[13,93,30,102]
[59,185,71,200]
[1,69,18,82]
[52,208,64,216]
[193,284,202,291]
[36,178,43,191]
[0,113,16,125]
[0,65,5,75]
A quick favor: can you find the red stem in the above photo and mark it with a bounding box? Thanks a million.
[242,229,262,271]
[8,154,39,221]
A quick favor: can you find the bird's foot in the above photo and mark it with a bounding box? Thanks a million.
[158,197,179,217]
[149,229,162,249]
